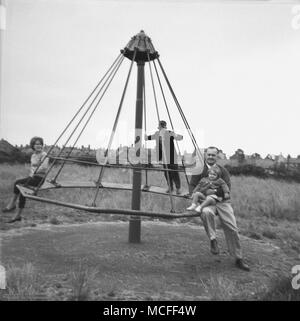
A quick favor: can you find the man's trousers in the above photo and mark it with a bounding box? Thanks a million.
[200,201,243,259]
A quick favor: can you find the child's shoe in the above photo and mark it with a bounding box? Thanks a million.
[186,203,197,211]
[195,205,203,213]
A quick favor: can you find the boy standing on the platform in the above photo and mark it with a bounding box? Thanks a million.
[145,120,183,194]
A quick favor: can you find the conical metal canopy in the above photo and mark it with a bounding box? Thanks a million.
[121,30,159,62]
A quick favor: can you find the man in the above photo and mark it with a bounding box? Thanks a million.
[145,120,183,194]
[189,146,250,271]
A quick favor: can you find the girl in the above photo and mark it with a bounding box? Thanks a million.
[2,137,49,223]
[186,165,230,213]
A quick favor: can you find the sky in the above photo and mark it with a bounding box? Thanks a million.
[1,0,300,157]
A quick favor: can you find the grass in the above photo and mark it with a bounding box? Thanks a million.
[1,162,299,218]
[2,163,299,218]
[1,163,299,250]
[202,275,237,301]
[259,276,300,301]
[49,216,62,225]
[0,261,98,301]
[2,263,44,301]
[201,273,300,301]
[68,260,98,301]
[231,176,300,221]
[1,258,298,301]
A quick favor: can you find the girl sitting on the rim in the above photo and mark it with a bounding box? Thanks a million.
[186,165,230,213]
[2,136,49,223]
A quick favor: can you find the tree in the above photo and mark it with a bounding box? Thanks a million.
[230,148,245,163]
[251,153,261,160]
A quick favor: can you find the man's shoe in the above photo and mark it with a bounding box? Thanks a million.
[183,193,191,199]
[210,239,220,255]
[165,188,173,193]
[235,258,250,271]
[176,188,181,195]
[7,217,22,223]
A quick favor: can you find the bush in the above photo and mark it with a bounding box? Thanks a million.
[0,152,30,164]
[68,261,98,301]
[225,164,268,178]
[5,263,44,300]
[270,164,300,183]
[224,163,300,183]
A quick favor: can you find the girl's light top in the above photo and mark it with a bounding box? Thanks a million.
[30,151,49,177]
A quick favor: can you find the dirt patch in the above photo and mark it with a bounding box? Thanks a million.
[0,220,295,300]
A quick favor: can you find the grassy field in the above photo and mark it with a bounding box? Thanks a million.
[1,162,300,251]
[0,163,300,300]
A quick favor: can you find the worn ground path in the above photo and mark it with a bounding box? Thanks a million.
[0,220,295,300]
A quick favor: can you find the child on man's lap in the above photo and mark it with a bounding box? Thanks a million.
[187,165,230,213]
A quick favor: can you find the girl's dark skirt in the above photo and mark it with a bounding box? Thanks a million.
[13,175,44,208]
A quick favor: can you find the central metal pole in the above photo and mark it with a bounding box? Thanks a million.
[129,60,144,243]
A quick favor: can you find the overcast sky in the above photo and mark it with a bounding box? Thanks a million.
[1,0,300,157]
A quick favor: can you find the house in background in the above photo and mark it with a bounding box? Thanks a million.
[265,154,276,161]
[275,153,286,163]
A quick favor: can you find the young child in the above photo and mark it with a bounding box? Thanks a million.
[186,165,230,213]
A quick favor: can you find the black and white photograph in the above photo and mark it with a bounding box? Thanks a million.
[0,0,300,307]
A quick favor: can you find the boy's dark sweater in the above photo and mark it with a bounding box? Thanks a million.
[195,177,230,198]
[197,163,231,191]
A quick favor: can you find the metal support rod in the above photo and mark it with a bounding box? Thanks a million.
[129,60,145,243]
